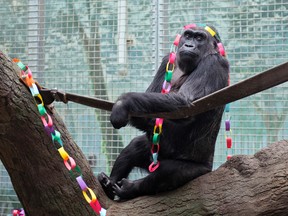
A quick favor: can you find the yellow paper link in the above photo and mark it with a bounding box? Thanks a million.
[35,94,45,108]
[224,129,233,138]
[82,187,97,203]
[165,61,175,72]
[58,147,69,161]
[29,83,44,105]
[205,26,216,37]
[153,125,162,134]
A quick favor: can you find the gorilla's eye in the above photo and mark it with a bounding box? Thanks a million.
[184,32,191,39]
[195,35,203,41]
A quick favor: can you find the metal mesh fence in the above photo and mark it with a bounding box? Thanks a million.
[0,0,287,214]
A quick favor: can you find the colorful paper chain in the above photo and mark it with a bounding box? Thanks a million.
[149,23,227,172]
[148,33,180,172]
[225,103,233,160]
[12,208,25,216]
[13,59,106,216]
[184,24,231,160]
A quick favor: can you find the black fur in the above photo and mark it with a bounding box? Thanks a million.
[98,25,229,200]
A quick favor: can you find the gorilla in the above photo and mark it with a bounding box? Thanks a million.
[98,24,229,200]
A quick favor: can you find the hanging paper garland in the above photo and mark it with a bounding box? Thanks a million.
[225,103,233,160]
[13,58,106,216]
[148,33,180,172]
[12,208,25,216]
[149,23,227,172]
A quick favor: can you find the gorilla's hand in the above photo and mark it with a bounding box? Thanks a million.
[110,99,130,129]
[113,178,139,200]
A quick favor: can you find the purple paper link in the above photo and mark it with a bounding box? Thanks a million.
[162,80,171,92]
[48,125,55,134]
[225,120,230,131]
[51,129,56,136]
[76,176,88,191]
[44,126,52,137]
[20,209,25,216]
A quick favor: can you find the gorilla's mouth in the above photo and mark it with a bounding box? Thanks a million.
[179,50,198,57]
[178,50,199,61]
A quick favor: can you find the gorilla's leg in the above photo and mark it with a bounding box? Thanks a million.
[113,159,211,200]
[98,134,151,199]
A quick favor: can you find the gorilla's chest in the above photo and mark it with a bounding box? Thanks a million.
[171,68,184,86]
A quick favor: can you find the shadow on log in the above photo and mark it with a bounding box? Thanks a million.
[0,51,288,215]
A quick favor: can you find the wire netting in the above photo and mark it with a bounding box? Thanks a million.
[0,0,287,214]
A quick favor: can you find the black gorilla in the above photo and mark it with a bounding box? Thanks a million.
[98,24,229,200]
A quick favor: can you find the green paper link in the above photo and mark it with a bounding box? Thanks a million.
[225,103,230,112]
[152,133,160,144]
[69,165,82,179]
[152,153,158,163]
[170,44,177,53]
[51,130,63,146]
[198,23,206,27]
[165,71,173,82]
[17,61,27,71]
[214,34,222,42]
[37,104,47,116]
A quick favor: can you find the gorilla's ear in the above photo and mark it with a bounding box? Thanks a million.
[213,40,218,49]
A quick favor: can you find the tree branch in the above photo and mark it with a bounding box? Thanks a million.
[106,140,288,215]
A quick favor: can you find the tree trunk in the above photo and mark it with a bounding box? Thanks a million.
[0,51,112,215]
[75,4,124,169]
[1,51,288,215]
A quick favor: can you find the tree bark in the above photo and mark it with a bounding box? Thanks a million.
[0,51,112,215]
[107,140,288,216]
[1,51,288,215]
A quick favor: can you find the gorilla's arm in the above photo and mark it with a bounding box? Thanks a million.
[110,54,229,129]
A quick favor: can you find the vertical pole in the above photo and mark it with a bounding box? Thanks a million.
[117,0,127,66]
[152,0,159,71]
[152,0,167,72]
[27,0,45,83]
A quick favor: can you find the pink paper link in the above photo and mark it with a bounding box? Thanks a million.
[41,114,53,128]
[217,43,226,56]
[169,52,176,64]
[183,23,197,29]
[90,200,102,214]
[149,161,160,172]
[155,118,164,127]
[64,156,76,171]
[173,34,181,46]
